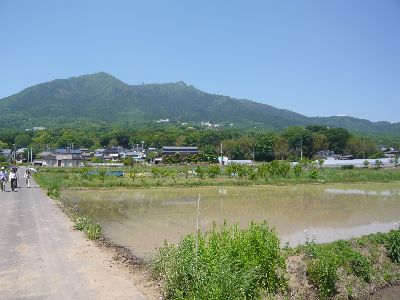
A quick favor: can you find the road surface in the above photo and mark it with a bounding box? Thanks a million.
[0,167,146,299]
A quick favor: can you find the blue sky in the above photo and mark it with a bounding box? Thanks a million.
[1,0,399,122]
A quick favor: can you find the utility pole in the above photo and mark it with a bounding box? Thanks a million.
[31,146,33,164]
[300,140,303,161]
[220,142,223,165]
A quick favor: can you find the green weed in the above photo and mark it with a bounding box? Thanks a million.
[153,221,287,299]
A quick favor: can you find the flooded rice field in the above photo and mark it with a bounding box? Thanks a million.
[61,183,400,258]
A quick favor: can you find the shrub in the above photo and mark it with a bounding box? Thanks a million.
[307,255,339,298]
[305,240,372,297]
[153,221,287,299]
[363,160,370,168]
[308,168,318,179]
[348,252,371,282]
[196,165,205,179]
[207,165,221,178]
[375,160,383,169]
[293,163,302,177]
[387,229,400,263]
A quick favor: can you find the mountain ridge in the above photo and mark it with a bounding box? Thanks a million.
[0,72,399,137]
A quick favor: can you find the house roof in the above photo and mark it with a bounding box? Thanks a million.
[162,146,199,154]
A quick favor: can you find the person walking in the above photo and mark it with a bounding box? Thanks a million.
[24,169,31,188]
[9,169,17,192]
[0,167,7,192]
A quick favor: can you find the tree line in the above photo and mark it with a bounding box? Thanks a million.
[0,124,395,162]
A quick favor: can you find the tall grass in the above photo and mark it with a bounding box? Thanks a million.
[153,221,287,299]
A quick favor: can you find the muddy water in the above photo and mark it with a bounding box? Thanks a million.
[61,183,400,258]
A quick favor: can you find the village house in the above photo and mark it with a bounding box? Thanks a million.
[34,149,83,167]
[161,146,199,157]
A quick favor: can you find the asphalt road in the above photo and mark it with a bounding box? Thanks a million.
[0,167,146,300]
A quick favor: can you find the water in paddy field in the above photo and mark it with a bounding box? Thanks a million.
[61,183,400,258]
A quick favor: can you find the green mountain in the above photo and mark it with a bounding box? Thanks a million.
[0,72,399,136]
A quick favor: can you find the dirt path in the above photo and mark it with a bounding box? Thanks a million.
[0,168,148,299]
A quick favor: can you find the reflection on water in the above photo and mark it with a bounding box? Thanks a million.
[61,183,400,258]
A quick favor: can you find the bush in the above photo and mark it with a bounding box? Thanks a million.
[305,240,372,297]
[293,163,302,177]
[375,160,383,169]
[363,160,370,168]
[387,229,400,263]
[308,168,318,179]
[307,255,339,298]
[153,221,287,299]
[207,165,221,178]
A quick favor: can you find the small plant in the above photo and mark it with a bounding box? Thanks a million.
[363,160,370,168]
[206,165,220,178]
[151,167,160,178]
[293,163,302,177]
[308,168,318,179]
[46,182,60,199]
[128,167,137,181]
[307,255,338,298]
[375,160,383,169]
[196,165,205,179]
[318,159,324,168]
[73,216,102,240]
[98,169,106,181]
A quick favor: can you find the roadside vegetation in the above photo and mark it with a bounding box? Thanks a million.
[153,222,400,299]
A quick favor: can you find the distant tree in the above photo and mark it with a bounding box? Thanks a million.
[345,136,378,158]
[325,128,350,154]
[273,136,289,160]
[0,140,9,149]
[32,130,55,149]
[58,130,81,148]
[222,137,253,160]
[14,133,32,148]
[254,134,275,162]
[312,132,329,153]
[282,127,313,158]
[108,138,119,147]
[306,125,328,133]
